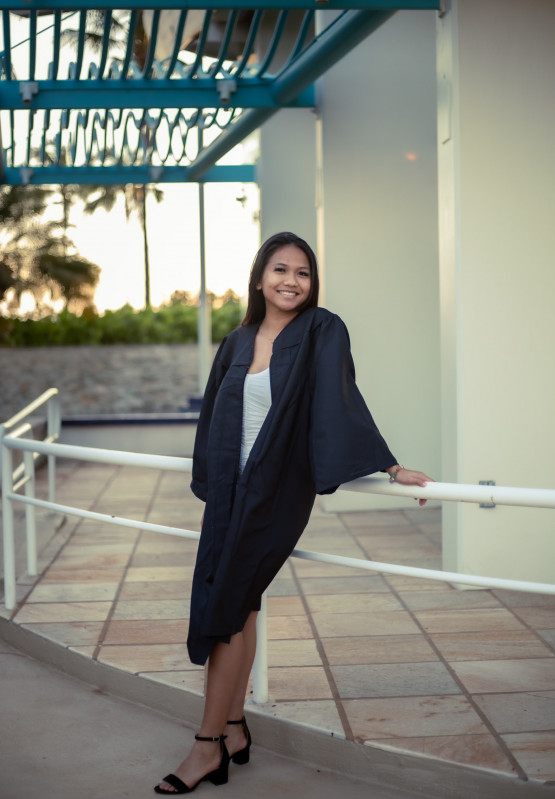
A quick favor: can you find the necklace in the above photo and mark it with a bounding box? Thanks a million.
[258,328,278,343]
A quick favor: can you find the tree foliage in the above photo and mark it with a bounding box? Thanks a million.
[0,292,244,347]
[0,185,101,315]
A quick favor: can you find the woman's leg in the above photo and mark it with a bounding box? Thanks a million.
[225,610,258,756]
[156,611,258,793]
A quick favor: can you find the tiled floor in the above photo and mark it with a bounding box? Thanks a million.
[2,460,555,785]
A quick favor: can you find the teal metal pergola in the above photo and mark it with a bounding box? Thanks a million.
[0,1,440,186]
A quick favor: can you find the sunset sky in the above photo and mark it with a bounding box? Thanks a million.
[70,180,260,312]
[2,13,261,314]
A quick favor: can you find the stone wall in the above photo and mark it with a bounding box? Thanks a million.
[0,344,213,421]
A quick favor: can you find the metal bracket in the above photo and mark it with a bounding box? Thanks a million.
[19,167,34,185]
[479,480,496,509]
[149,165,164,182]
[19,81,39,106]
[217,79,237,104]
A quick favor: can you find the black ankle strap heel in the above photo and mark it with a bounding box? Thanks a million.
[154,735,229,794]
[194,734,227,742]
[226,717,252,765]
[197,735,229,785]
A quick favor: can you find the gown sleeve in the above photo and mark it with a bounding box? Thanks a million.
[190,336,229,501]
[309,314,397,495]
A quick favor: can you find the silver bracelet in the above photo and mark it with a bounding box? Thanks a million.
[389,466,405,483]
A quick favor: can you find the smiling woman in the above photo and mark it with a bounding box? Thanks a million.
[153,231,432,794]
[241,232,319,328]
[256,245,312,319]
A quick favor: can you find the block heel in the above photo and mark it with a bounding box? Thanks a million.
[227,717,252,765]
[154,734,229,794]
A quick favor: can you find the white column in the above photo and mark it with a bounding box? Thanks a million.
[437,0,555,583]
[197,179,212,393]
[197,123,212,394]
[258,109,317,245]
[317,10,440,511]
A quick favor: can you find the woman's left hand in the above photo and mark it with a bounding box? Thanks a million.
[392,468,434,506]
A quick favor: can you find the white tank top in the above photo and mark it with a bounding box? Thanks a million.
[240,368,272,471]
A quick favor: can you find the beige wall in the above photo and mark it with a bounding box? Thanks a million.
[258,109,317,245]
[257,2,555,585]
[438,0,555,582]
[316,10,440,511]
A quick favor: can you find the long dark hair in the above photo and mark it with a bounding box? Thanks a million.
[242,232,319,326]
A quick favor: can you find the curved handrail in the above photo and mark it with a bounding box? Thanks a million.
[2,400,554,704]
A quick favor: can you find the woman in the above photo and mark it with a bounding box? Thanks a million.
[155,232,432,794]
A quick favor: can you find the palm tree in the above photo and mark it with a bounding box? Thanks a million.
[0,185,100,315]
[0,185,57,307]
[6,12,161,310]
[63,9,163,309]
[59,9,127,56]
[77,182,164,309]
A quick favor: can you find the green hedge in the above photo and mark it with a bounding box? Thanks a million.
[0,298,244,347]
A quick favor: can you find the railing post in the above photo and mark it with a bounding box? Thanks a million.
[1,439,16,610]
[46,391,60,505]
[23,449,37,577]
[252,591,268,704]
[0,424,5,491]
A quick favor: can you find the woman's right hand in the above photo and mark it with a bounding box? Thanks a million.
[200,510,204,530]
[388,466,434,506]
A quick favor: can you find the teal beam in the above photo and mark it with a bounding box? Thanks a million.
[274,8,389,103]
[289,9,315,61]
[2,163,256,184]
[233,10,263,79]
[1,10,13,79]
[96,9,113,79]
[28,9,37,79]
[188,108,274,183]
[254,9,289,78]
[50,10,61,80]
[0,116,5,183]
[188,7,394,181]
[165,10,189,79]
[0,81,315,110]
[73,10,87,79]
[188,10,213,78]
[140,8,160,78]
[207,9,238,77]
[1,1,441,9]
[120,9,137,79]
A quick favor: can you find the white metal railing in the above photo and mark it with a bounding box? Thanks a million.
[1,390,61,599]
[2,395,555,704]
[0,388,61,497]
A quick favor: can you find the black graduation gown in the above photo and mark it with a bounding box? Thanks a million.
[187,306,397,665]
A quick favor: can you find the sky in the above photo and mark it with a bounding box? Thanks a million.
[1,11,261,314]
[69,180,260,312]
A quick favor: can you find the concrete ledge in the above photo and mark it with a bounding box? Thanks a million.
[60,420,197,456]
[1,617,553,799]
[62,412,200,425]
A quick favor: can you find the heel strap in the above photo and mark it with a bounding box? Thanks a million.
[226,717,246,726]
[195,734,227,742]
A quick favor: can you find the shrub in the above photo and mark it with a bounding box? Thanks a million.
[212,295,243,342]
[1,295,244,347]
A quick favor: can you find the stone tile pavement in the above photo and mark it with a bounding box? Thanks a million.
[1,459,555,792]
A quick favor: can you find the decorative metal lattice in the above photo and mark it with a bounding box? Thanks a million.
[0,2,440,184]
